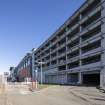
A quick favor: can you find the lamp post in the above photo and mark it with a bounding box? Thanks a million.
[35,69,38,89]
[40,62,43,84]
[31,68,38,90]
[35,61,46,85]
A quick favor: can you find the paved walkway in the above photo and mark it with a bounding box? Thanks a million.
[68,86,105,105]
[0,84,105,105]
[6,85,105,105]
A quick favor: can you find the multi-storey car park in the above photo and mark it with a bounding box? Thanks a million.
[32,0,105,89]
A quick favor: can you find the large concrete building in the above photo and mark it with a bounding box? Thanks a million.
[32,0,105,88]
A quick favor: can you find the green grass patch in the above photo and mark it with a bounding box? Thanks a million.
[37,84,51,89]
[37,84,59,89]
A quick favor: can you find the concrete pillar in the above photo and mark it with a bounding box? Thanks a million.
[78,72,82,85]
[56,36,59,65]
[101,0,105,89]
[100,68,105,89]
[66,36,68,71]
[79,13,82,68]
[49,42,51,66]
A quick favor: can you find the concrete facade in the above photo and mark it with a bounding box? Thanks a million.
[32,0,105,88]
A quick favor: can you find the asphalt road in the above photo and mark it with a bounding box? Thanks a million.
[1,84,105,105]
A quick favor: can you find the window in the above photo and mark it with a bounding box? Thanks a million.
[58,47,66,55]
[67,27,79,40]
[67,61,79,69]
[81,25,101,41]
[67,38,79,49]
[67,16,79,29]
[82,54,101,65]
[82,40,101,53]
[81,0,101,18]
[58,65,66,71]
[81,11,101,29]
[67,50,79,59]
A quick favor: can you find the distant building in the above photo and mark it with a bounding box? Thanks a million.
[15,53,32,82]
[4,72,9,83]
[9,67,16,82]
[4,72,9,77]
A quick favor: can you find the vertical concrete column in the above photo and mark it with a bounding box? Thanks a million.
[78,14,83,85]
[56,35,59,65]
[78,72,82,85]
[64,27,68,84]
[79,14,82,68]
[65,28,68,71]
[101,0,105,89]
[49,42,51,66]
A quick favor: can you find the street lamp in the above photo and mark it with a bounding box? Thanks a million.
[35,69,38,89]
[31,67,38,90]
[35,61,46,84]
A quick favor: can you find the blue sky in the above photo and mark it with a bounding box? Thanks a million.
[0,0,85,74]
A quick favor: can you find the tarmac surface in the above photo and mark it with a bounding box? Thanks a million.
[0,83,105,105]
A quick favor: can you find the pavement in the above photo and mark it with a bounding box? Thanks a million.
[68,86,105,105]
[0,83,105,105]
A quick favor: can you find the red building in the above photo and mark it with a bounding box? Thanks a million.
[16,53,32,82]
